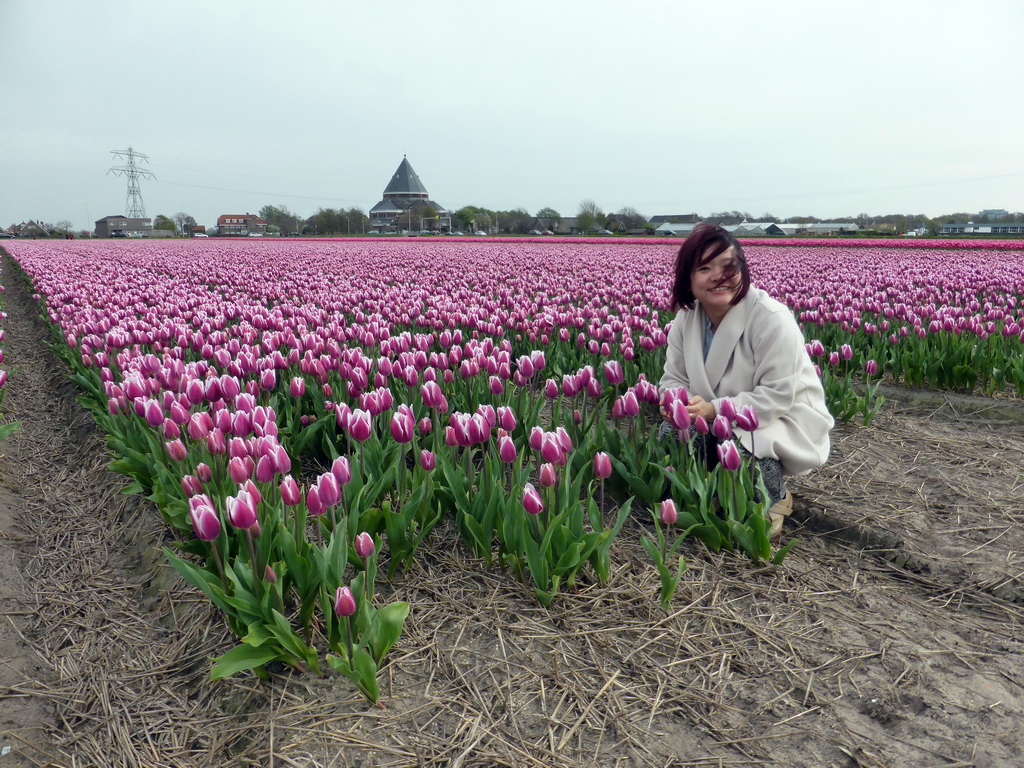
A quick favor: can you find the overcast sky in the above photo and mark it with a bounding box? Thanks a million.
[3,0,1022,231]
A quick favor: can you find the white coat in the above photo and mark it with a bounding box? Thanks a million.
[660,287,833,475]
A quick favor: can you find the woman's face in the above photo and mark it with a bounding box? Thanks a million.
[691,245,741,320]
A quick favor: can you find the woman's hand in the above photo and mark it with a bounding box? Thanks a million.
[685,395,716,422]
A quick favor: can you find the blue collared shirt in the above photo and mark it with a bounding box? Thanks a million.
[703,312,715,361]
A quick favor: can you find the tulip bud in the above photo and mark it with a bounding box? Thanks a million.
[191,504,222,541]
[840,343,853,361]
[333,586,357,617]
[718,398,737,422]
[196,462,213,483]
[228,456,251,484]
[355,532,375,559]
[420,449,436,471]
[538,462,558,487]
[659,499,678,525]
[226,490,258,530]
[528,426,544,451]
[331,456,351,485]
[522,483,544,515]
[497,435,518,463]
[347,409,372,442]
[593,451,612,479]
[496,406,516,432]
[290,376,306,397]
[165,439,188,462]
[717,441,742,471]
[694,415,709,435]
[712,415,732,442]
[280,475,301,506]
[603,360,624,385]
[735,405,759,433]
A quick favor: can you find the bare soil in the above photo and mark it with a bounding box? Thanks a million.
[1,249,1023,767]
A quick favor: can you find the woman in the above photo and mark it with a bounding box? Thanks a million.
[660,224,833,536]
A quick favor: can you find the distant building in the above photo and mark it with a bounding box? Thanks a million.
[216,213,267,236]
[940,221,1024,235]
[13,220,52,238]
[95,215,153,238]
[369,157,450,232]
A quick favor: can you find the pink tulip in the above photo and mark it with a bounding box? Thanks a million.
[717,441,742,471]
[660,499,678,525]
[333,586,357,617]
[734,405,759,432]
[718,398,737,422]
[865,359,878,376]
[290,376,306,397]
[497,434,518,463]
[669,400,691,431]
[621,391,640,417]
[593,451,612,479]
[523,483,544,515]
[165,439,188,462]
[538,462,558,487]
[712,415,732,441]
[181,474,203,497]
[191,503,222,541]
[228,456,252,484]
[603,360,623,385]
[496,406,517,432]
[280,475,301,506]
[226,489,259,530]
[331,456,351,485]
[390,411,414,443]
[317,472,340,507]
[347,409,372,442]
[528,426,544,451]
[840,343,853,361]
[355,532,375,558]
[420,450,435,471]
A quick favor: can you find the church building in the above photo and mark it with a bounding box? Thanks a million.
[369,157,450,232]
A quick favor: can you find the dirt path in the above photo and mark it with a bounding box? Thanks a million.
[1,247,1023,767]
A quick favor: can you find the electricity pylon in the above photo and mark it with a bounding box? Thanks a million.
[108,147,155,218]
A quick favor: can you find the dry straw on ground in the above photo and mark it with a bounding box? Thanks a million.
[1,251,1023,767]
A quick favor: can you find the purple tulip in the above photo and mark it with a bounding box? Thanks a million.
[390,411,414,443]
[718,398,737,422]
[228,456,252,484]
[419,449,436,471]
[734,405,759,432]
[317,472,340,507]
[603,360,624,385]
[497,434,518,463]
[191,503,221,541]
[280,475,301,506]
[226,489,259,530]
[865,359,878,376]
[538,462,558,487]
[331,456,351,485]
[347,409,372,442]
[496,406,517,432]
[712,415,732,441]
[355,532,375,558]
[165,439,188,462]
[717,441,742,471]
[669,399,691,431]
[290,376,306,397]
[333,586,357,617]
[523,483,544,515]
[840,343,853,361]
[593,451,612,479]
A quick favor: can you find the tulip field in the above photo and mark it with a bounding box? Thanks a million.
[3,236,1024,710]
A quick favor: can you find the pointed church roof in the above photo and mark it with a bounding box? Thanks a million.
[383,156,429,198]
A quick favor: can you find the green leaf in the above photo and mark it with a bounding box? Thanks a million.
[365,601,410,664]
[210,643,282,680]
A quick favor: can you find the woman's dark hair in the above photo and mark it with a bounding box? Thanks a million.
[670,224,750,311]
